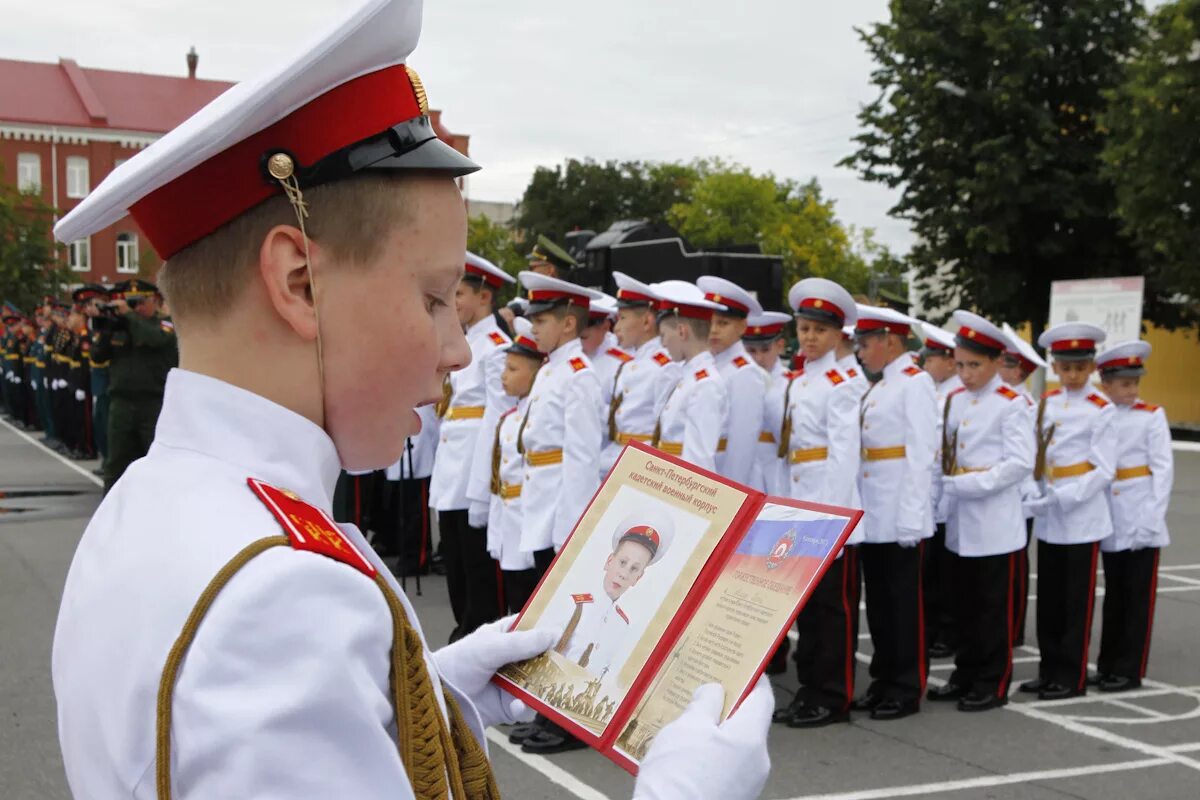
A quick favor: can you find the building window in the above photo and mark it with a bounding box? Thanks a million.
[116,233,139,274]
[68,238,91,272]
[17,153,41,192]
[66,156,89,198]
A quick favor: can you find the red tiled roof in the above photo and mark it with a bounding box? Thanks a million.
[0,58,232,133]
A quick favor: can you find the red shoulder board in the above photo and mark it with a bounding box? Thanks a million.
[1087,393,1110,408]
[825,369,845,386]
[949,386,967,398]
[996,385,1019,400]
[694,368,710,381]
[732,355,750,368]
[1042,388,1063,399]
[247,478,376,577]
[653,351,672,367]
[616,606,630,624]
[569,357,588,372]
[571,593,594,604]
[847,368,859,378]
[1133,401,1160,412]
[902,365,921,377]
[607,347,633,363]
[488,331,507,346]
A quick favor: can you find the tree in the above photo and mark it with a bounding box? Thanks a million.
[1102,0,1200,327]
[466,213,525,277]
[843,0,1148,336]
[0,178,67,312]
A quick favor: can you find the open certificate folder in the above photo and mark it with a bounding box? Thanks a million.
[495,441,862,775]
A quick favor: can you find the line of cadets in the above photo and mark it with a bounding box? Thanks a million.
[396,250,1174,749]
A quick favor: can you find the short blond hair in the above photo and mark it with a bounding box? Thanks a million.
[159,173,413,323]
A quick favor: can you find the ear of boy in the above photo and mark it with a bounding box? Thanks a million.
[262,225,320,343]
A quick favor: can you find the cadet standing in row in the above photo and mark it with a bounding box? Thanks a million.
[744,311,793,497]
[581,293,627,417]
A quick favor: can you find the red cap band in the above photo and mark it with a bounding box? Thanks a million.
[957,326,1006,351]
[617,288,657,304]
[924,338,952,352]
[528,289,590,308]
[746,322,786,337]
[798,297,845,322]
[465,263,505,288]
[856,318,911,336]
[621,525,661,551]
[658,301,714,321]
[1098,355,1142,369]
[1050,338,1096,352]
[704,292,750,314]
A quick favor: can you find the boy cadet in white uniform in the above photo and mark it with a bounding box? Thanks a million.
[999,321,1045,647]
[1021,322,1116,700]
[582,292,628,411]
[744,311,794,496]
[772,278,865,728]
[838,324,868,389]
[428,250,513,642]
[650,281,729,473]
[48,3,774,797]
[927,311,1034,711]
[696,276,769,487]
[600,273,680,476]
[1094,341,1174,692]
[852,305,937,720]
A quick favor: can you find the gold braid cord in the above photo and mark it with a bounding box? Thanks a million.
[435,375,453,419]
[489,415,504,496]
[606,360,628,442]
[156,537,498,800]
[941,392,959,476]
[777,374,799,459]
[1033,397,1055,483]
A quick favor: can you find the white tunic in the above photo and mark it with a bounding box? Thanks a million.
[1033,387,1117,545]
[428,315,510,512]
[858,354,938,542]
[932,373,965,525]
[544,582,631,680]
[712,341,768,488]
[1102,400,1174,552]
[486,399,535,570]
[656,350,728,474]
[518,338,603,552]
[941,374,1035,557]
[386,404,439,480]
[839,353,868,392]
[53,369,482,800]
[588,331,627,410]
[599,336,680,476]
[758,360,791,497]
[782,349,864,544]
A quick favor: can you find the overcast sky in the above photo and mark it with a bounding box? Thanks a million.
[1,0,913,252]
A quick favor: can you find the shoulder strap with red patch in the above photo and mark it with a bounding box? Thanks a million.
[846,367,859,378]
[996,385,1018,401]
[732,355,749,368]
[694,368,710,381]
[488,331,508,346]
[1042,388,1063,399]
[652,351,672,367]
[1132,401,1161,413]
[948,386,967,399]
[248,478,376,576]
[1087,392,1110,408]
[607,347,633,363]
[902,365,921,377]
[571,593,594,604]
[569,357,588,372]
[825,368,845,386]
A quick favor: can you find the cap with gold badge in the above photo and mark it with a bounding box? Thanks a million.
[1037,322,1106,362]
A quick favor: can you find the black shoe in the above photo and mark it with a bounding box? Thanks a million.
[507,722,541,745]
[772,696,806,724]
[785,704,849,728]
[928,641,955,659]
[926,683,968,702]
[869,698,919,721]
[1099,675,1141,693]
[1086,672,1106,687]
[521,729,588,754]
[430,555,447,576]
[850,691,885,712]
[765,639,791,676]
[1038,683,1085,701]
[1019,677,1048,694]
[957,692,1007,712]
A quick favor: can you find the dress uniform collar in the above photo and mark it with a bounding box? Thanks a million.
[965,372,1004,398]
[882,351,916,379]
[634,336,663,359]
[547,336,584,366]
[684,350,716,371]
[153,369,342,510]
[805,348,838,372]
[713,339,750,367]
[466,313,501,341]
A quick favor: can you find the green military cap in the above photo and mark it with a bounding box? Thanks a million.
[526,234,578,271]
[72,284,110,305]
[112,279,159,299]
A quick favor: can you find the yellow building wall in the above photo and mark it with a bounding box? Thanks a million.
[1140,324,1200,426]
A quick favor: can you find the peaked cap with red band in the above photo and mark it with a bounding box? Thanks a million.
[612,271,661,309]
[1095,339,1150,377]
[919,322,956,354]
[1001,321,1047,372]
[463,251,514,289]
[696,275,763,319]
[744,311,792,342]
[612,510,674,566]
[855,303,918,338]
[788,277,857,328]
[651,279,725,321]
[518,271,602,314]
[53,0,478,259]
[589,293,620,322]
[951,309,1008,356]
[506,317,546,361]
[1038,322,1106,362]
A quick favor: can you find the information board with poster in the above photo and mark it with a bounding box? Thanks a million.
[1048,277,1145,344]
[494,442,862,775]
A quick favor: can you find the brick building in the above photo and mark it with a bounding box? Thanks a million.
[0,53,471,285]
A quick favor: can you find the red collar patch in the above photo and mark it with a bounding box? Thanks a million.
[902,365,921,377]
[825,369,845,386]
[1043,388,1063,399]
[488,331,507,346]
[949,386,967,398]
[1132,401,1160,412]
[1087,392,1110,408]
[732,355,749,368]
[247,479,376,577]
[996,385,1018,400]
[569,357,588,372]
[694,368,710,380]
[615,606,630,624]
[653,352,672,367]
[607,347,633,362]
[571,593,594,604]
[847,367,859,378]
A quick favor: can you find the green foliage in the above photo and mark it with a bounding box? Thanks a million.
[0,178,68,312]
[1101,0,1200,323]
[843,0,1154,335]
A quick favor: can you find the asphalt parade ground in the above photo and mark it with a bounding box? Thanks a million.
[2,416,1198,800]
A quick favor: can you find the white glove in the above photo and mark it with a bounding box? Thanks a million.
[432,614,557,729]
[1023,490,1055,517]
[75,389,86,401]
[897,532,921,549]
[936,475,957,520]
[1132,528,1156,551]
[467,499,489,529]
[12,375,20,385]
[633,677,773,800]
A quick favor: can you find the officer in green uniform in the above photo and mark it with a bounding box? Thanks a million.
[1,304,26,423]
[92,279,178,492]
[74,284,111,463]
[34,303,59,446]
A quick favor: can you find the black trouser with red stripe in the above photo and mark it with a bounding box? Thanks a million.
[923,523,957,651]
[1011,518,1033,647]
[1098,548,1160,680]
[794,545,861,711]
[372,476,433,576]
[1035,540,1101,691]
[950,550,1019,698]
[440,509,503,643]
[861,542,927,702]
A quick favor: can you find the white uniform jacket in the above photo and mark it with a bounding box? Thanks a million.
[599,337,679,476]
[486,399,536,570]
[839,353,867,392]
[713,341,768,487]
[782,349,864,543]
[1010,384,1039,518]
[52,369,484,800]
[655,350,728,475]
[758,360,791,496]
[941,375,1034,557]
[589,331,626,410]
[429,315,510,512]
[518,338,603,553]
[1102,400,1174,552]
[858,354,938,542]
[1033,387,1117,545]
[932,373,965,525]
[543,580,630,680]
[386,404,439,480]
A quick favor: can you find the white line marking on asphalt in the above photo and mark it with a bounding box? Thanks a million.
[485,729,613,800]
[1103,699,1173,719]
[1172,440,1200,453]
[1160,564,1200,572]
[0,417,103,488]
[929,655,1039,672]
[1159,572,1200,587]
